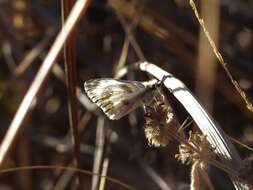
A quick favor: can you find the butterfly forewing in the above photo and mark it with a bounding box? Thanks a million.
[84,78,151,120]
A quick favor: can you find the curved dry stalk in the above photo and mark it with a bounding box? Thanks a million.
[0,165,136,190]
[117,61,247,190]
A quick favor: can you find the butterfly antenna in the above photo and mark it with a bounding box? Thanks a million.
[162,74,172,82]
[153,74,172,89]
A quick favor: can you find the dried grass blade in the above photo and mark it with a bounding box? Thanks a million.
[137,61,247,190]
[61,0,82,187]
[92,116,105,190]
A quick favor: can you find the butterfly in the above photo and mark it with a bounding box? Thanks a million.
[84,78,159,120]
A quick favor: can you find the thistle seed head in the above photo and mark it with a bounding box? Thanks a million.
[143,89,177,147]
[175,131,215,165]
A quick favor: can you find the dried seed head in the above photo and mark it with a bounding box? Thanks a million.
[175,131,215,165]
[143,89,177,147]
[238,155,253,188]
[145,123,172,147]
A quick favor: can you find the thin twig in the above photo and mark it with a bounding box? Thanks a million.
[2,41,16,74]
[108,0,169,40]
[115,11,146,61]
[198,166,215,190]
[189,0,253,113]
[54,162,76,190]
[228,136,253,152]
[139,160,172,190]
[99,157,109,190]
[61,0,82,187]
[52,64,97,112]
[92,116,105,190]
[53,113,92,189]
[17,138,32,189]
[0,0,90,166]
[0,165,136,190]
[14,30,55,77]
[114,36,129,75]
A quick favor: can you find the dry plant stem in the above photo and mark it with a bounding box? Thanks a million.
[98,132,115,190]
[0,165,136,190]
[149,122,240,188]
[114,36,129,74]
[14,30,55,77]
[189,0,253,113]
[0,0,90,166]
[2,41,16,73]
[195,0,219,113]
[109,0,196,64]
[116,11,146,61]
[54,162,76,190]
[122,61,245,190]
[228,136,253,152]
[0,8,20,50]
[165,108,240,186]
[99,157,109,190]
[17,138,32,189]
[92,117,105,190]
[196,165,215,190]
[138,160,172,190]
[171,124,239,179]
[217,80,253,120]
[54,112,92,190]
[113,0,142,74]
[61,0,82,187]
[52,64,97,112]
[191,162,200,190]
[108,0,169,40]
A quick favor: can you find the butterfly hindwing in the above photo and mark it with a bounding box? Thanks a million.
[84,78,148,120]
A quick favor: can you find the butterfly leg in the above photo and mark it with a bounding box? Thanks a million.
[161,74,172,83]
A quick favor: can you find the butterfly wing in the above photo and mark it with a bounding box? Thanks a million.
[84,78,147,120]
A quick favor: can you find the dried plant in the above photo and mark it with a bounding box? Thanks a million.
[143,88,177,147]
[189,0,253,113]
[238,155,253,188]
[175,132,215,190]
[176,132,215,165]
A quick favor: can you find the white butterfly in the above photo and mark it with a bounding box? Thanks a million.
[84,78,158,120]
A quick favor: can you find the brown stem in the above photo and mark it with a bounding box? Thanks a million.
[61,0,83,187]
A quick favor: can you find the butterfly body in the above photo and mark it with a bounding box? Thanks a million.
[84,78,157,120]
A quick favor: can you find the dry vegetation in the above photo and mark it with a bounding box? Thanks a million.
[0,0,252,189]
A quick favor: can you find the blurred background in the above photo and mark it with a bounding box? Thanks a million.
[0,0,252,189]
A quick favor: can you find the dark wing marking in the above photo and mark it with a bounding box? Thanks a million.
[84,78,147,120]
